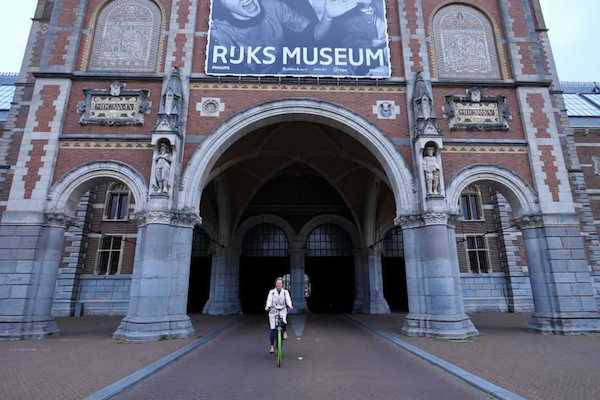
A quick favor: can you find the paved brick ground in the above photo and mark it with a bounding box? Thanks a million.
[0,314,236,400]
[352,312,600,400]
[115,315,489,400]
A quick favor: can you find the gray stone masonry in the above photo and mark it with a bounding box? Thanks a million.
[523,222,600,334]
[0,223,64,339]
[202,246,242,315]
[400,219,478,339]
[113,223,195,341]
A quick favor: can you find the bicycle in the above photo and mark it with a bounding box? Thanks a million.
[274,313,284,368]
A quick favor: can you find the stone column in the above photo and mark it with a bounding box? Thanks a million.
[0,212,68,339]
[289,248,307,314]
[400,213,478,339]
[113,211,197,341]
[203,246,241,315]
[517,215,600,334]
[352,249,366,313]
[352,248,390,314]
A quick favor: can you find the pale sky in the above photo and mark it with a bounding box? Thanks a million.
[0,1,598,82]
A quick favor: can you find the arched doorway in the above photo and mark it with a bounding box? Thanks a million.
[305,224,355,313]
[382,227,408,311]
[240,224,290,313]
[188,228,212,314]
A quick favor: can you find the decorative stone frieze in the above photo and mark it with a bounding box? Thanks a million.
[512,214,544,230]
[77,82,150,126]
[444,87,511,131]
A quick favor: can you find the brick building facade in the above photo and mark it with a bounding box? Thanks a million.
[1,0,600,341]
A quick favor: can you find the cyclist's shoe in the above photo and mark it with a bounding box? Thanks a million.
[269,346,274,353]
[283,331,288,340]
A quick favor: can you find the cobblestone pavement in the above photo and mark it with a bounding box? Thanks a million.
[0,314,235,400]
[352,312,600,400]
[115,315,489,400]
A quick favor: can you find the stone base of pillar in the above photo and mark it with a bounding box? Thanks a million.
[113,315,194,342]
[0,317,60,340]
[202,300,241,315]
[400,313,479,339]
[356,299,390,314]
[528,313,600,335]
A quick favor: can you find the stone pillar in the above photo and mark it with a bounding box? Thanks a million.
[0,213,68,339]
[400,213,478,339]
[352,249,366,313]
[289,248,307,314]
[495,194,534,312]
[113,211,197,341]
[202,246,241,315]
[517,215,600,334]
[352,248,390,314]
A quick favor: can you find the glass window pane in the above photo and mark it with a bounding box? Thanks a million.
[108,251,120,275]
[383,227,403,257]
[466,236,476,249]
[101,236,112,250]
[111,236,122,250]
[478,251,489,273]
[109,194,119,219]
[118,194,128,219]
[476,236,485,249]
[469,195,480,219]
[242,224,288,257]
[461,195,471,219]
[468,252,479,273]
[97,252,110,275]
[307,224,352,257]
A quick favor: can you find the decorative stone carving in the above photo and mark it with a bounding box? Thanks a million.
[512,214,543,230]
[89,0,162,72]
[593,156,600,176]
[154,68,184,133]
[395,212,449,228]
[152,140,172,195]
[133,209,201,227]
[77,82,150,126]
[444,87,511,131]
[412,72,441,136]
[372,100,400,120]
[197,97,225,117]
[433,4,501,80]
[422,144,441,195]
[174,209,202,227]
[44,211,73,228]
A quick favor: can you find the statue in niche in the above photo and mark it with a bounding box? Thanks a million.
[412,71,440,136]
[422,144,441,195]
[153,142,172,194]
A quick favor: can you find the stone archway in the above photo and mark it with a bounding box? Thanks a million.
[445,165,600,335]
[179,100,416,220]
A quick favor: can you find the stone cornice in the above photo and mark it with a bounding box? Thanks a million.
[134,209,201,228]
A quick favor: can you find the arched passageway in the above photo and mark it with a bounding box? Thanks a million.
[240,224,290,313]
[305,224,355,313]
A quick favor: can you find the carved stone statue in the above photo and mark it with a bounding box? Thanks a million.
[412,71,441,136]
[153,142,172,194]
[422,145,441,195]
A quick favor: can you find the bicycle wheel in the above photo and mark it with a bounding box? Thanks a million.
[276,329,283,367]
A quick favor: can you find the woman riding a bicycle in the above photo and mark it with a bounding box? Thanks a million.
[265,277,293,353]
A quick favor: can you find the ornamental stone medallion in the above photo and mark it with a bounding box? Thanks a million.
[89,0,162,72]
[433,5,501,80]
[373,100,400,120]
[77,82,150,126]
[197,97,225,117]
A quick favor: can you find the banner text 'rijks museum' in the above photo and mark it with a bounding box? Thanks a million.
[205,0,392,78]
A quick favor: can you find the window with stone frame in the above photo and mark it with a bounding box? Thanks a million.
[96,235,124,275]
[432,4,501,80]
[465,235,490,273]
[89,0,162,72]
[460,188,484,221]
[103,183,130,221]
[306,224,353,257]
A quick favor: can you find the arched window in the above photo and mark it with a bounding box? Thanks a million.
[383,227,403,257]
[433,4,501,80]
[306,224,353,257]
[242,224,289,257]
[104,182,130,221]
[459,185,484,221]
[89,0,162,72]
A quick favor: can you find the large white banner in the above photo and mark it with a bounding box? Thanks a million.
[205,0,391,78]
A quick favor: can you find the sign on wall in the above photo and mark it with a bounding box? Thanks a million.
[205,0,391,78]
[444,88,511,131]
[77,82,150,126]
